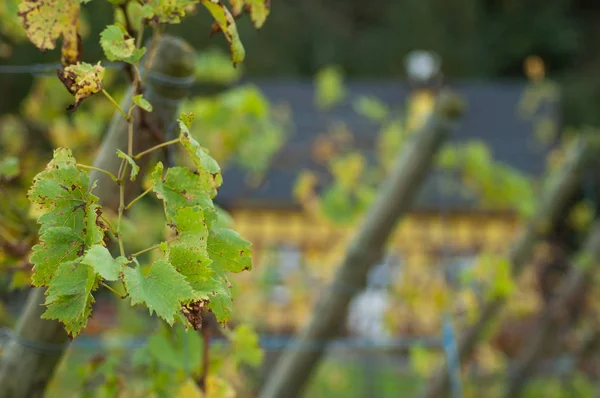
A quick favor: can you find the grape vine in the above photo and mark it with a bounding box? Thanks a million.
[17,0,269,339]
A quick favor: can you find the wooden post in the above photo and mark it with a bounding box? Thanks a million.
[422,134,600,398]
[259,91,465,398]
[0,35,195,398]
[502,222,600,397]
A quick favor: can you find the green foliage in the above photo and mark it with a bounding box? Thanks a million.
[182,84,288,175]
[42,260,97,337]
[132,94,153,112]
[81,245,128,281]
[123,259,194,325]
[100,24,146,64]
[116,150,140,181]
[195,47,243,84]
[229,323,263,367]
[315,65,346,110]
[353,95,389,122]
[0,156,19,180]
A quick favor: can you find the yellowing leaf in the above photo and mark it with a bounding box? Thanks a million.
[18,0,80,66]
[58,62,105,110]
[202,0,245,65]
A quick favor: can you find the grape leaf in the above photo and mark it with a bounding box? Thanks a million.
[133,94,153,112]
[27,148,105,286]
[42,260,97,337]
[100,24,146,64]
[204,278,233,323]
[58,62,105,110]
[81,245,128,281]
[201,0,245,65]
[116,150,140,181]
[18,0,80,65]
[150,162,217,226]
[123,259,194,324]
[207,228,252,273]
[30,227,84,286]
[168,207,213,294]
[28,148,102,240]
[179,120,223,189]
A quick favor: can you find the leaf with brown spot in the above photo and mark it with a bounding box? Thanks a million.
[201,0,245,65]
[58,62,105,111]
[18,0,81,66]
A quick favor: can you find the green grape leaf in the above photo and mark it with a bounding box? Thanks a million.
[28,148,102,238]
[58,62,105,110]
[133,94,153,112]
[205,278,233,323]
[207,228,252,273]
[18,0,80,65]
[30,227,85,286]
[116,150,140,181]
[27,148,105,286]
[179,119,223,189]
[0,156,19,179]
[168,207,213,294]
[123,259,194,324]
[230,324,264,367]
[201,0,245,65]
[100,24,146,64]
[150,162,217,226]
[42,260,96,337]
[81,245,128,281]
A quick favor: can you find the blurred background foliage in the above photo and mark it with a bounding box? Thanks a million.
[2,0,600,126]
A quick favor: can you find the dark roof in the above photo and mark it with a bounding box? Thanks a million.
[216,79,558,211]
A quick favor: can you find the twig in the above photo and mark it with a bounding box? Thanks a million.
[101,282,128,299]
[102,89,129,121]
[133,138,181,160]
[77,164,118,182]
[125,186,153,210]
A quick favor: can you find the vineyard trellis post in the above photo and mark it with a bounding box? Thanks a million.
[0,35,195,398]
[502,221,600,397]
[260,91,465,398]
[422,134,600,398]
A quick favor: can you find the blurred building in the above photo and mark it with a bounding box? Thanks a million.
[216,62,559,333]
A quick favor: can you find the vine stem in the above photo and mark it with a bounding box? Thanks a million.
[129,237,177,258]
[199,312,211,393]
[101,89,129,121]
[133,138,181,160]
[101,282,128,299]
[116,165,127,258]
[76,164,118,182]
[125,186,152,210]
